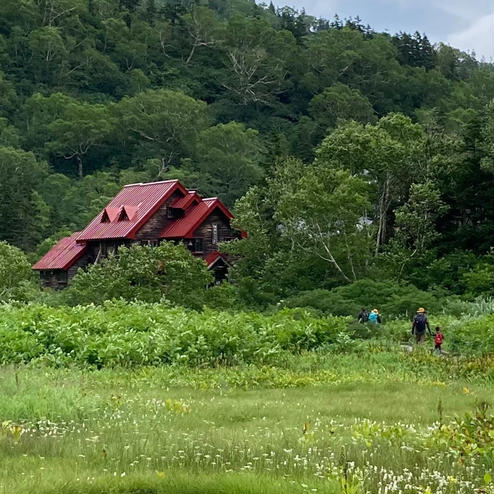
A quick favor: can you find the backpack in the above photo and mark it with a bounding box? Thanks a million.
[414,313,427,332]
[368,312,378,323]
[359,311,369,323]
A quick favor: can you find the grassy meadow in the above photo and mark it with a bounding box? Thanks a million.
[0,303,493,494]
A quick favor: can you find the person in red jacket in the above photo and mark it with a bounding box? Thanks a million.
[434,326,444,353]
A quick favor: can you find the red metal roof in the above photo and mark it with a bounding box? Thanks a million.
[204,251,229,268]
[77,180,187,241]
[171,191,201,210]
[160,198,233,239]
[32,233,87,271]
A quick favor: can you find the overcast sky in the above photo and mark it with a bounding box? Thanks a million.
[267,0,493,60]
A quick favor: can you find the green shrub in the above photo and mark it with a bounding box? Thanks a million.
[0,242,38,302]
[446,313,494,356]
[0,302,349,368]
[67,243,212,307]
[462,261,494,299]
[284,279,445,318]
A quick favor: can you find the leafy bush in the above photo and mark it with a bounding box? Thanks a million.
[0,242,37,302]
[462,261,494,299]
[0,302,349,368]
[67,243,213,307]
[442,296,494,318]
[284,279,445,318]
[202,282,244,311]
[446,314,494,356]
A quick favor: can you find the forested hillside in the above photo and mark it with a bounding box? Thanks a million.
[0,0,492,306]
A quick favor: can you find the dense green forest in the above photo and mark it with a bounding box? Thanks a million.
[0,0,492,308]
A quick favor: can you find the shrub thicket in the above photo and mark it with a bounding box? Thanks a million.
[0,302,492,369]
[67,243,213,307]
[283,279,446,318]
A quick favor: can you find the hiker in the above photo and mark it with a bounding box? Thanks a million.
[368,309,381,324]
[434,326,444,353]
[411,307,432,344]
[357,307,369,323]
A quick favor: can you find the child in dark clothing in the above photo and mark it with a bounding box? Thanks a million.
[434,326,444,353]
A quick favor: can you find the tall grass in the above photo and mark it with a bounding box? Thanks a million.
[0,365,492,494]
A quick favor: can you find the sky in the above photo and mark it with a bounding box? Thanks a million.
[267,0,493,60]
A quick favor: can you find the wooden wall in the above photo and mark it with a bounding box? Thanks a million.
[39,270,68,289]
[135,190,184,240]
[192,210,233,255]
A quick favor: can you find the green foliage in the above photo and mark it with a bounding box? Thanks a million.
[42,95,115,178]
[0,302,350,367]
[432,401,494,461]
[446,314,494,356]
[284,278,445,318]
[68,243,213,307]
[0,147,50,250]
[194,122,265,206]
[308,82,376,141]
[114,89,210,167]
[0,300,492,369]
[462,260,494,299]
[0,242,35,302]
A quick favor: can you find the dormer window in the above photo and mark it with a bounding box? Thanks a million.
[100,205,138,223]
[101,207,120,223]
[118,208,129,221]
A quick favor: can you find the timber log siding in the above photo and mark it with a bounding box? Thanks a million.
[192,212,233,255]
[135,190,183,241]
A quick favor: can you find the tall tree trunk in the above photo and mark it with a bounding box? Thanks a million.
[375,175,390,256]
[77,155,83,179]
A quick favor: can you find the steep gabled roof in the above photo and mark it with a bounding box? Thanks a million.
[160,197,233,239]
[77,180,187,241]
[171,190,201,210]
[204,251,230,269]
[32,233,87,271]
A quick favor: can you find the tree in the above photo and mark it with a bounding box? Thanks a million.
[114,89,209,170]
[388,180,448,279]
[69,243,213,306]
[45,98,114,178]
[182,6,223,65]
[393,32,435,69]
[479,100,494,174]
[0,117,21,147]
[0,147,50,250]
[308,82,376,142]
[275,165,372,283]
[316,114,426,254]
[193,122,265,205]
[0,242,34,302]
[222,15,296,105]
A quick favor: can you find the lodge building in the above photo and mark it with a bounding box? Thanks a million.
[33,180,239,288]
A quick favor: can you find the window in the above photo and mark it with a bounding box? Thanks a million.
[194,238,203,252]
[167,207,174,219]
[212,224,218,245]
[186,238,203,253]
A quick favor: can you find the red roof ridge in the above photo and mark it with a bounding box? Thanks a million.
[123,179,179,188]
